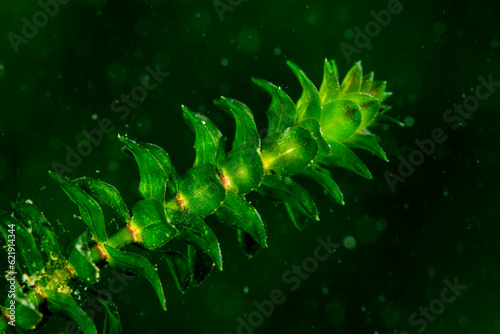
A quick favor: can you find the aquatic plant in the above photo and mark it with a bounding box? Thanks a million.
[0,59,401,333]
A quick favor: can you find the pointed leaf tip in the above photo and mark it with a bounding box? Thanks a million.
[286,61,321,122]
[49,171,108,242]
[45,291,98,334]
[340,61,363,95]
[302,165,344,205]
[167,209,223,271]
[164,251,192,293]
[237,229,267,259]
[259,175,319,230]
[118,136,167,203]
[345,132,389,162]
[188,245,215,286]
[214,97,260,150]
[320,139,373,180]
[75,177,131,225]
[319,58,340,105]
[215,191,268,248]
[105,244,167,311]
[252,77,296,135]
[182,105,220,167]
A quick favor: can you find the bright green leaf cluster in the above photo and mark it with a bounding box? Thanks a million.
[251,59,401,227]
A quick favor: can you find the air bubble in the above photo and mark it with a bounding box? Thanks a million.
[343,236,357,249]
[404,116,415,127]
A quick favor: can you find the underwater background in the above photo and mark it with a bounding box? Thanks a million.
[0,0,499,333]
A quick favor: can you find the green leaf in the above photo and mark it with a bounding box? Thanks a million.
[321,100,362,142]
[105,244,167,311]
[379,104,392,115]
[296,118,331,162]
[368,80,390,102]
[14,285,43,331]
[237,229,265,259]
[49,171,108,242]
[343,93,380,129]
[75,177,131,224]
[11,201,63,260]
[220,143,264,195]
[166,209,222,271]
[371,114,405,127]
[163,251,192,293]
[16,301,43,331]
[118,135,166,203]
[319,58,340,105]
[258,175,319,223]
[96,294,122,334]
[382,91,393,102]
[142,142,181,197]
[214,191,268,248]
[260,126,318,177]
[340,61,362,95]
[68,232,99,284]
[251,77,296,134]
[214,96,260,150]
[175,164,226,217]
[301,165,344,205]
[182,105,219,167]
[360,71,374,92]
[284,201,316,231]
[286,60,321,122]
[130,199,178,250]
[319,139,372,179]
[345,132,389,162]
[192,112,226,168]
[188,245,214,286]
[0,211,44,276]
[45,290,97,334]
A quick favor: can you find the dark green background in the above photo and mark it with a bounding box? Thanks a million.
[1,0,499,333]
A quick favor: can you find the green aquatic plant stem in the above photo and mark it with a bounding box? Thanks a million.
[91,225,138,263]
[0,59,402,334]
